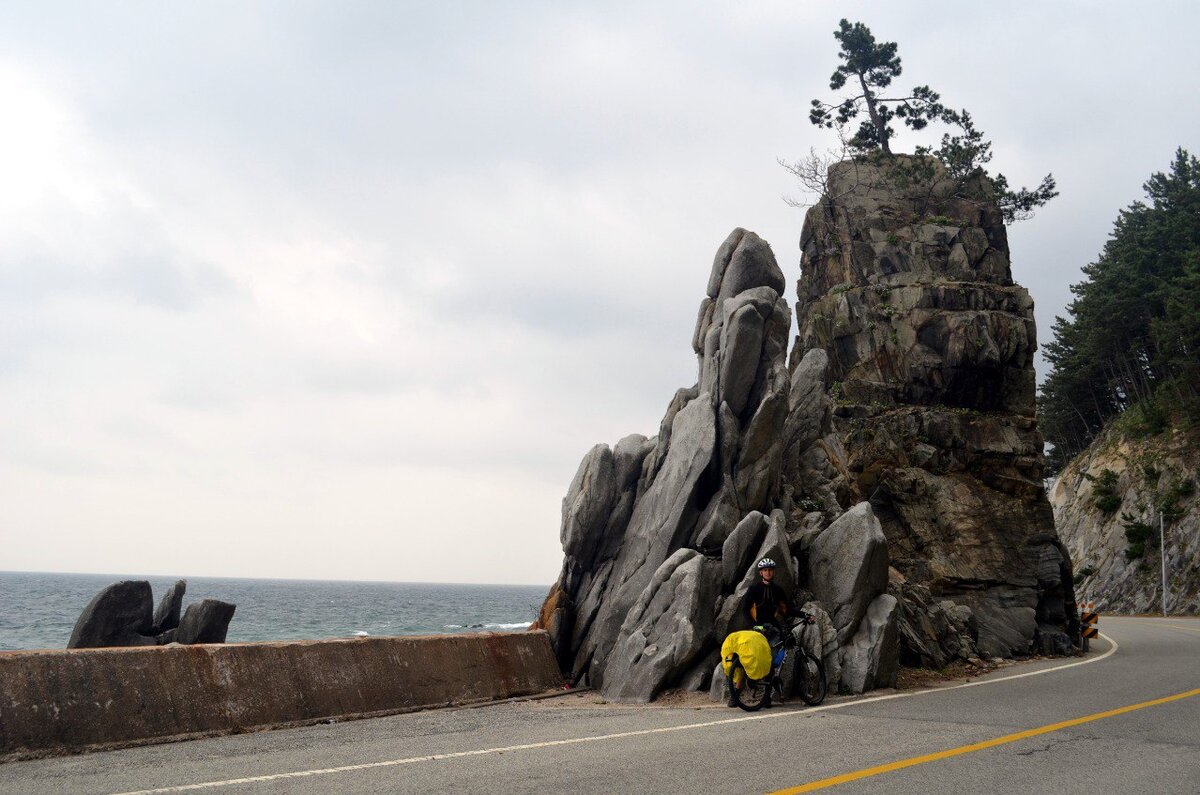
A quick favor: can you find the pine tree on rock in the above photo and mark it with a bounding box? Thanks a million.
[807,18,1056,223]
[809,19,945,155]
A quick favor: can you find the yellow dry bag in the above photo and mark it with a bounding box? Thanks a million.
[721,630,772,681]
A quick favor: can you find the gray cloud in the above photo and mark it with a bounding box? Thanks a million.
[0,251,234,309]
[1,1,1196,584]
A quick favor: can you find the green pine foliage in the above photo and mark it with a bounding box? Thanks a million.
[1088,469,1122,514]
[1122,517,1155,561]
[808,19,1056,223]
[1039,149,1200,471]
[808,20,946,155]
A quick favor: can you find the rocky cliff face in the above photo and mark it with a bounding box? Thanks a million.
[1052,421,1199,614]
[537,228,810,702]
[785,157,1079,660]
[535,156,1079,703]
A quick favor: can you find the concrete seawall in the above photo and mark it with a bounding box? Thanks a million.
[0,631,563,760]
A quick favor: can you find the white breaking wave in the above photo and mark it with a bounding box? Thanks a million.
[353,631,370,637]
[442,622,531,630]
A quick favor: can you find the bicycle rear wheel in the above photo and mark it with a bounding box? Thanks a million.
[796,650,827,706]
[729,660,771,712]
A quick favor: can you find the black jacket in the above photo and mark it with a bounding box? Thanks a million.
[741,580,790,627]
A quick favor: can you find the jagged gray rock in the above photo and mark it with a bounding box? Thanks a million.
[797,601,840,689]
[721,512,768,588]
[806,502,889,644]
[68,580,237,649]
[536,228,796,697]
[152,579,187,635]
[560,445,619,569]
[585,397,717,686]
[785,350,829,456]
[538,162,1079,702]
[175,599,237,644]
[679,652,718,692]
[840,594,900,694]
[891,578,979,669]
[601,550,720,702]
[709,662,730,703]
[788,156,1077,660]
[67,580,156,649]
[713,229,787,305]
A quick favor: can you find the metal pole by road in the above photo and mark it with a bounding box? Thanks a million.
[1160,510,1168,617]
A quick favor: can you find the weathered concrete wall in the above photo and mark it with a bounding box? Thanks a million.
[0,631,562,759]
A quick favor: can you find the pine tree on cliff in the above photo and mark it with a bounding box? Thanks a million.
[808,19,944,156]
[1039,148,1200,469]
[807,18,1057,222]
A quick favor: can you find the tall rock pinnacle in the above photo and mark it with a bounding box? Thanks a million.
[536,229,797,702]
[787,156,1078,659]
[534,156,1079,703]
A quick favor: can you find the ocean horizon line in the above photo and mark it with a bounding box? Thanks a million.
[0,569,552,590]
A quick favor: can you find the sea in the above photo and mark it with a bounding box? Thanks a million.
[0,571,548,652]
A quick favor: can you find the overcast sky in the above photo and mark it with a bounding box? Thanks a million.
[2,1,1196,585]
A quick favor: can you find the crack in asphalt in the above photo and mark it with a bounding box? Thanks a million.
[1014,733,1096,756]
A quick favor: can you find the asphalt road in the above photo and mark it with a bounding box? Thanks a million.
[2,617,1197,794]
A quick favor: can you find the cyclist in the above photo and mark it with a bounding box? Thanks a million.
[741,557,791,638]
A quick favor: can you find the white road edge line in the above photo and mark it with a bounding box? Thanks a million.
[109,633,1120,795]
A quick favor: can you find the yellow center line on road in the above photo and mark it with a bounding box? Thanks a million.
[769,686,1200,794]
[108,634,1121,795]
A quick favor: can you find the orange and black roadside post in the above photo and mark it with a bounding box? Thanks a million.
[1080,602,1099,651]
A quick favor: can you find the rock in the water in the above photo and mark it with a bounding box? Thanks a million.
[67,580,156,649]
[601,550,719,703]
[806,503,889,644]
[176,599,237,644]
[68,579,238,649]
[152,579,187,635]
[840,594,899,694]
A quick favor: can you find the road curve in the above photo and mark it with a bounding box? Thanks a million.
[1,617,1197,794]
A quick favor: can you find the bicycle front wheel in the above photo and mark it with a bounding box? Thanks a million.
[730,660,771,712]
[796,650,827,706]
